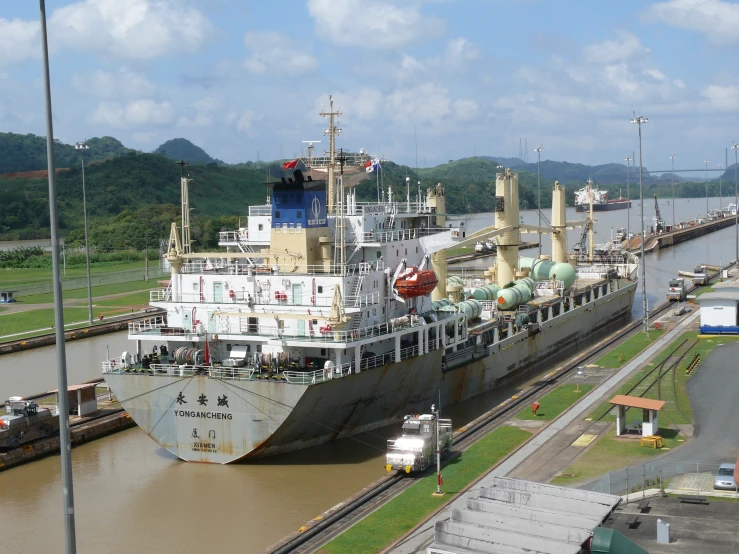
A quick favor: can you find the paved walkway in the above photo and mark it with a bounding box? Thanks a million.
[389,308,702,553]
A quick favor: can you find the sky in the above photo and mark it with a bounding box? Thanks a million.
[2,0,739,173]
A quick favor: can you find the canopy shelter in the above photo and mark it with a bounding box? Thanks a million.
[609,395,665,437]
[53,383,98,416]
[0,290,16,303]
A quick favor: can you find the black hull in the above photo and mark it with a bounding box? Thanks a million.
[576,201,631,212]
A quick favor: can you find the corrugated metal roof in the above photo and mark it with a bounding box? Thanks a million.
[426,477,621,554]
[50,383,98,393]
[698,291,739,302]
[609,395,665,411]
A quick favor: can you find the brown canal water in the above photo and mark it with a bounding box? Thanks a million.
[1,197,736,552]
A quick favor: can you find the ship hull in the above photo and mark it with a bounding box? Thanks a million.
[576,201,631,212]
[105,282,636,463]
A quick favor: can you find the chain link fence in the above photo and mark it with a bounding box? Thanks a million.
[10,267,167,298]
[586,460,738,500]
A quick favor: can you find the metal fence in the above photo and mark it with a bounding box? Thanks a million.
[10,267,167,297]
[586,460,738,500]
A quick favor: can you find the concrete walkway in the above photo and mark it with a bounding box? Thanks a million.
[389,308,702,554]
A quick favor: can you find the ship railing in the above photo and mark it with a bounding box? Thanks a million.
[218,230,249,243]
[164,290,380,307]
[128,315,170,335]
[179,259,386,277]
[399,344,420,360]
[249,205,272,216]
[351,227,443,244]
[355,201,432,215]
[101,361,257,381]
[249,319,423,343]
[150,288,173,302]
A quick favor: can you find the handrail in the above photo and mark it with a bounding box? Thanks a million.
[179,259,386,276]
[151,289,381,307]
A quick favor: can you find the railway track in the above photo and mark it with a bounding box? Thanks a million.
[268,266,730,554]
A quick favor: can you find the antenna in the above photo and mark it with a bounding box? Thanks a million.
[301,140,321,169]
[415,124,418,170]
[519,138,522,160]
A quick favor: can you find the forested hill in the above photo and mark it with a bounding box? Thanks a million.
[0,152,269,246]
[0,133,134,174]
[154,138,224,165]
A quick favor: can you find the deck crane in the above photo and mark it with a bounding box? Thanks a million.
[653,194,665,234]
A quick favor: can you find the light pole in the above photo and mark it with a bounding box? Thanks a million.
[40,1,77,552]
[75,142,92,324]
[704,159,710,216]
[733,144,739,264]
[144,234,149,281]
[718,163,723,210]
[670,156,676,227]
[625,156,632,240]
[631,115,649,333]
[535,146,544,255]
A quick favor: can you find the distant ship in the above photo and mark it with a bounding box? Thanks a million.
[102,99,638,464]
[575,179,631,212]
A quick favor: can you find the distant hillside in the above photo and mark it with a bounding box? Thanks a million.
[154,138,224,165]
[0,133,134,174]
[0,153,269,245]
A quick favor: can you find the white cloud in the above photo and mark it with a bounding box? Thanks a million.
[0,18,38,66]
[395,38,479,82]
[453,99,479,122]
[236,111,255,133]
[643,0,739,45]
[387,83,452,124]
[307,0,444,49]
[701,84,739,111]
[50,0,213,60]
[71,68,156,99]
[91,99,175,128]
[582,31,648,64]
[243,31,318,74]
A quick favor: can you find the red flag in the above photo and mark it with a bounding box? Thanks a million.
[438,474,443,486]
[282,159,299,170]
[364,159,372,168]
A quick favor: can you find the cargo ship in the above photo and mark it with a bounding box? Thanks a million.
[575,180,631,211]
[102,100,638,464]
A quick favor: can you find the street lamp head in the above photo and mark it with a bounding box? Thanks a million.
[732,144,739,150]
[75,142,89,150]
[625,156,632,162]
[534,146,544,153]
[670,155,676,160]
[630,116,648,124]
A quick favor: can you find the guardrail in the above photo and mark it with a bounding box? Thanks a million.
[249,205,272,216]
[102,361,256,381]
[151,289,380,307]
[179,259,385,276]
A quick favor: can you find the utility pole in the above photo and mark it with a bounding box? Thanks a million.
[632,115,649,333]
[144,234,149,281]
[719,163,723,210]
[76,141,92,324]
[704,159,710,216]
[433,402,443,495]
[670,156,676,228]
[39,1,77,551]
[62,241,66,275]
[625,156,632,241]
[535,146,544,256]
[733,144,739,264]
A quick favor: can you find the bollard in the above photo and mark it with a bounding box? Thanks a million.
[657,519,670,544]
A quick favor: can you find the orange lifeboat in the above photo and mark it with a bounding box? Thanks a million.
[395,267,438,299]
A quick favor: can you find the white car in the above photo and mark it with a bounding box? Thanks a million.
[714,463,736,491]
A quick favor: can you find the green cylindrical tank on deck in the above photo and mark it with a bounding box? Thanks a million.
[456,299,483,320]
[468,284,501,301]
[496,277,535,310]
[514,313,531,327]
[432,298,453,311]
[446,275,465,287]
[518,257,576,288]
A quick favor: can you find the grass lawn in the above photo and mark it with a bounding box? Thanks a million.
[0,306,129,337]
[0,260,147,286]
[20,280,156,304]
[594,330,665,369]
[695,286,714,297]
[445,245,475,257]
[552,331,739,486]
[516,384,595,421]
[550,426,682,486]
[319,426,531,554]
[94,290,151,307]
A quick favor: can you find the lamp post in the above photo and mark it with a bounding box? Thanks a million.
[718,163,723,210]
[75,142,92,324]
[535,146,544,256]
[40,1,77,552]
[733,143,739,264]
[625,156,632,241]
[704,160,710,216]
[670,156,676,227]
[631,115,649,332]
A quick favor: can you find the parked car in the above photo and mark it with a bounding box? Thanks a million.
[714,463,736,491]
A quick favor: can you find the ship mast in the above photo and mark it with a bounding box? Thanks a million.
[177,160,192,254]
[319,96,341,213]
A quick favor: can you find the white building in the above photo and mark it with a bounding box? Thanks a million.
[698,291,739,334]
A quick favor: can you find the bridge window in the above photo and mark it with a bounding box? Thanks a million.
[258,224,263,231]
[275,211,281,218]
[297,211,302,218]
[317,286,323,293]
